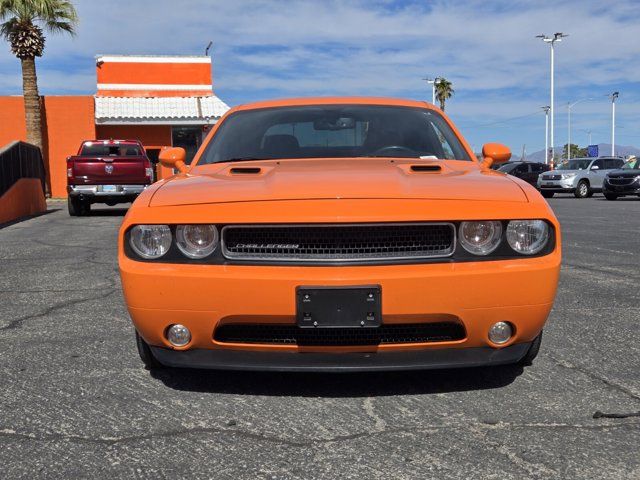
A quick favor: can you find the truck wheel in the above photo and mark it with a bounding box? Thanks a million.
[604,192,618,201]
[80,200,92,216]
[135,331,163,369]
[541,191,554,198]
[574,180,589,198]
[520,331,543,366]
[68,197,80,216]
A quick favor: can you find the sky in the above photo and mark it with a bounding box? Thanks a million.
[1,0,639,154]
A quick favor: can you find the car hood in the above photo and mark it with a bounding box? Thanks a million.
[607,169,640,176]
[547,169,584,175]
[149,158,529,207]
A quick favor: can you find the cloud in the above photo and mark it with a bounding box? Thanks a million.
[0,0,638,151]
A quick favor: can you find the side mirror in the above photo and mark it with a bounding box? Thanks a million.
[482,143,511,169]
[159,147,188,173]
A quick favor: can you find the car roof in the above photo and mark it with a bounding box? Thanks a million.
[233,96,436,112]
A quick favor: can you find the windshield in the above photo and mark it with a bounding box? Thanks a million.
[198,105,472,164]
[557,159,592,170]
[497,163,518,173]
[622,159,640,169]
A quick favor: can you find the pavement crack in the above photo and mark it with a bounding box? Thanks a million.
[0,290,117,332]
[547,354,640,402]
[362,397,387,431]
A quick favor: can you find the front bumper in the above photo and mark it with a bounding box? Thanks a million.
[537,178,576,192]
[603,182,640,195]
[149,342,532,372]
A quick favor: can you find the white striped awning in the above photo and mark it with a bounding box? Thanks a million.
[94,95,230,125]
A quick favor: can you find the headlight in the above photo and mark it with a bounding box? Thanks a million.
[459,221,502,255]
[130,225,172,259]
[506,220,549,255]
[176,224,218,259]
[561,173,576,179]
[635,175,640,183]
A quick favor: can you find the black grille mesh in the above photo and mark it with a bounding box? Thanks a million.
[542,174,561,180]
[214,323,466,346]
[608,177,635,185]
[222,224,454,261]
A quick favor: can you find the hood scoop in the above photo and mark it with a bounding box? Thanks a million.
[229,166,263,175]
[410,164,442,173]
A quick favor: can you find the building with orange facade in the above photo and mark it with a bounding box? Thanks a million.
[0,54,229,198]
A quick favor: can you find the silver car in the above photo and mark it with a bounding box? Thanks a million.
[537,157,626,198]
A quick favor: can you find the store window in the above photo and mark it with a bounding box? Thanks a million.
[172,126,205,163]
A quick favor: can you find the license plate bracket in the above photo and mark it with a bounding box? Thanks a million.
[296,286,381,328]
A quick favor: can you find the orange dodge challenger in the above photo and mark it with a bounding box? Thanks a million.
[119,97,561,372]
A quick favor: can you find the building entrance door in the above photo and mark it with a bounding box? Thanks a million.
[172,126,204,163]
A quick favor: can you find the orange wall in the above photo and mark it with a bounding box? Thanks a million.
[0,178,47,225]
[42,96,96,197]
[0,97,27,147]
[96,124,171,148]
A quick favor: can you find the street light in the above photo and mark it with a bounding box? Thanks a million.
[580,129,592,146]
[423,77,441,105]
[567,98,592,160]
[610,91,619,156]
[536,32,568,163]
[542,106,550,164]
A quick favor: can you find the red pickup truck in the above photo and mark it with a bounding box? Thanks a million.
[66,139,154,216]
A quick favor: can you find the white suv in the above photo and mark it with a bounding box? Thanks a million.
[537,157,626,198]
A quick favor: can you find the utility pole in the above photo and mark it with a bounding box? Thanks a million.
[610,92,619,156]
[537,33,567,163]
[542,106,550,164]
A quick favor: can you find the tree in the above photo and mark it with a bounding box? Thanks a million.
[562,143,588,159]
[1,0,78,150]
[435,78,454,111]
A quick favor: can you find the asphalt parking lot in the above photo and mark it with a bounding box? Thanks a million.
[1,195,639,479]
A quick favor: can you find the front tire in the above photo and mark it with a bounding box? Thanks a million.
[574,180,590,198]
[604,192,618,201]
[135,331,163,369]
[541,191,554,198]
[520,331,543,366]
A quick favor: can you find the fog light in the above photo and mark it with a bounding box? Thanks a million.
[488,321,513,345]
[166,324,191,347]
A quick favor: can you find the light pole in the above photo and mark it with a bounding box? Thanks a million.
[423,77,441,105]
[610,91,619,156]
[536,32,567,163]
[580,129,592,146]
[567,98,592,160]
[542,106,550,164]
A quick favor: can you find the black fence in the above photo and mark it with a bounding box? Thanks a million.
[0,141,47,198]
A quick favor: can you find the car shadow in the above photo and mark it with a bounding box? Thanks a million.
[149,364,524,397]
[86,207,129,217]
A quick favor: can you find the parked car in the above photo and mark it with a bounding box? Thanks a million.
[537,157,626,198]
[67,139,154,216]
[119,97,561,373]
[497,161,550,186]
[602,157,640,200]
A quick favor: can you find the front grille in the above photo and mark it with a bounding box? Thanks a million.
[608,177,636,186]
[221,223,455,262]
[214,322,466,346]
[542,174,561,180]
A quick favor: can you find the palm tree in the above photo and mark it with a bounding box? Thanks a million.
[435,78,454,111]
[0,0,78,150]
